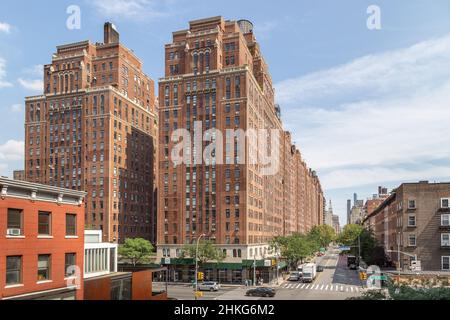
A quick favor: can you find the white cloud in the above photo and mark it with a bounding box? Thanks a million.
[22,64,43,77]
[10,104,23,113]
[274,34,450,196]
[0,140,24,178]
[321,165,450,190]
[89,0,175,20]
[276,35,450,107]
[0,140,24,162]
[18,78,43,92]
[0,57,13,88]
[0,22,11,34]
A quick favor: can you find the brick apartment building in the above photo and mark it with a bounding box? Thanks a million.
[157,16,324,283]
[363,181,450,271]
[0,177,86,300]
[24,23,158,244]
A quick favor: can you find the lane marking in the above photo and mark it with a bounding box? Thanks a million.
[325,285,329,291]
[296,284,301,289]
[340,286,344,291]
[301,284,306,289]
[305,284,310,289]
[320,284,325,290]
[350,287,354,292]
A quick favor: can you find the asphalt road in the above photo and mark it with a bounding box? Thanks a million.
[271,248,363,300]
[163,247,364,300]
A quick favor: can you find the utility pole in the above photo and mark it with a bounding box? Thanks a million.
[253,255,256,287]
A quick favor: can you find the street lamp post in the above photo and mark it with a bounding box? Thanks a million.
[253,254,256,287]
[194,233,206,301]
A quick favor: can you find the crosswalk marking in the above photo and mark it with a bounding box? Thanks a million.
[281,282,361,293]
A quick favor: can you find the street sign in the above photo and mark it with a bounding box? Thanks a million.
[164,258,171,265]
[339,246,351,251]
[264,260,272,267]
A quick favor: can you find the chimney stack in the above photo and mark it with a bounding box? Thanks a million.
[104,22,120,44]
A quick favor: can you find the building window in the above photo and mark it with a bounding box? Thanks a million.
[408,200,416,209]
[6,256,22,285]
[65,253,77,277]
[66,214,77,236]
[443,256,450,271]
[408,234,416,247]
[38,211,52,236]
[407,215,416,227]
[441,198,450,209]
[7,209,23,236]
[442,234,450,247]
[442,214,450,227]
[38,254,51,281]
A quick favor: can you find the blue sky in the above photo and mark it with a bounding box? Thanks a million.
[1,0,450,226]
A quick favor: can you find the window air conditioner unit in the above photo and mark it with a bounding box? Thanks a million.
[7,228,21,236]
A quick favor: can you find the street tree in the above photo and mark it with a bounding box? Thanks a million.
[308,225,336,249]
[118,238,154,266]
[181,241,224,265]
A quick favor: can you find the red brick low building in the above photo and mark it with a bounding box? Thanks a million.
[0,177,86,300]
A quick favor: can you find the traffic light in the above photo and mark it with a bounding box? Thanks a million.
[359,272,367,281]
[197,272,204,281]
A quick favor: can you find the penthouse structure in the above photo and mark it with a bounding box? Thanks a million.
[24,23,158,244]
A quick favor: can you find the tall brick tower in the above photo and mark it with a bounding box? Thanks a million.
[24,23,158,244]
[157,17,323,283]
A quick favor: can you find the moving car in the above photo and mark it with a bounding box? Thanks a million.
[288,271,302,281]
[198,282,220,292]
[245,287,276,298]
[316,266,324,272]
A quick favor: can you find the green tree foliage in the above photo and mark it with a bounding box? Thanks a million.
[388,285,450,300]
[271,234,317,269]
[181,241,225,265]
[118,238,154,266]
[308,225,336,249]
[337,224,364,247]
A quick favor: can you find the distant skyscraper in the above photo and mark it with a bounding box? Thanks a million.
[347,199,351,224]
[353,193,358,206]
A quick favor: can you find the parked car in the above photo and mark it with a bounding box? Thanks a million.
[316,266,324,272]
[245,287,276,298]
[288,271,302,281]
[198,282,220,292]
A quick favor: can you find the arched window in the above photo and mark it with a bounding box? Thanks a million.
[238,249,242,258]
[233,249,237,258]
[29,104,34,122]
